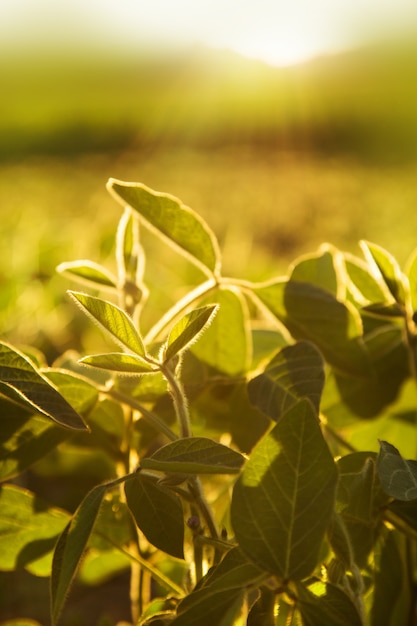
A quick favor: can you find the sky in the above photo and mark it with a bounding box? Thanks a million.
[2,0,417,66]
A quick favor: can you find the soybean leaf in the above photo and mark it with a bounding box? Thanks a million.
[405,247,417,313]
[377,441,417,501]
[344,253,392,304]
[231,399,338,580]
[80,353,157,374]
[360,241,407,306]
[57,260,117,290]
[252,279,369,376]
[289,245,340,296]
[51,480,113,626]
[191,287,251,376]
[124,474,184,559]
[140,437,245,475]
[164,305,218,362]
[0,484,69,576]
[248,341,325,420]
[0,342,87,431]
[371,530,403,626]
[107,179,221,275]
[172,588,245,626]
[295,580,363,626]
[43,369,99,415]
[68,291,145,356]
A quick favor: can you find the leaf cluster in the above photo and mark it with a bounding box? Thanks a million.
[2,180,417,625]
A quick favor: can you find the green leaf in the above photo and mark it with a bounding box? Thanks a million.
[248,341,325,420]
[290,245,340,297]
[172,588,245,626]
[252,279,369,376]
[57,260,117,290]
[124,474,184,559]
[140,437,245,475]
[0,342,88,431]
[405,247,417,313]
[360,241,407,306]
[371,530,403,626]
[377,440,417,501]
[43,369,99,415]
[0,485,69,575]
[80,352,158,374]
[231,399,338,580]
[107,179,221,275]
[68,291,146,356]
[295,580,363,626]
[344,253,391,304]
[191,287,251,376]
[164,305,218,362]
[51,481,111,626]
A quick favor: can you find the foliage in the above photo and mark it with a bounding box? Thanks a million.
[2,178,417,625]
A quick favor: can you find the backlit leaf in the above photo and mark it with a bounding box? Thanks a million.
[51,480,112,625]
[125,474,184,559]
[231,399,338,580]
[57,260,117,290]
[0,342,87,431]
[295,580,362,626]
[191,287,251,376]
[290,245,340,296]
[80,352,158,374]
[360,241,407,306]
[405,247,417,313]
[253,279,369,376]
[377,441,417,501]
[107,179,221,275]
[0,485,69,575]
[371,530,403,626]
[68,291,145,356]
[164,305,218,362]
[140,437,245,475]
[248,341,325,420]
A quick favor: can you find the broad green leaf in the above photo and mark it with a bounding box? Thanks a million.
[371,530,403,626]
[0,342,87,431]
[387,499,417,534]
[252,279,369,376]
[107,179,221,275]
[0,406,69,481]
[68,291,145,356]
[405,247,417,313]
[344,253,391,304]
[57,260,117,290]
[231,399,338,580]
[290,245,340,297]
[86,398,125,456]
[140,437,245,475]
[80,352,158,374]
[360,241,407,306]
[51,480,113,625]
[191,287,251,376]
[248,341,325,420]
[171,588,245,626]
[164,305,218,362]
[247,587,277,626]
[197,547,265,593]
[124,474,184,559]
[0,485,69,575]
[377,441,417,501]
[43,369,99,415]
[295,580,362,626]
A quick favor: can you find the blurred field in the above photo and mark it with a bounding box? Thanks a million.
[2,41,417,355]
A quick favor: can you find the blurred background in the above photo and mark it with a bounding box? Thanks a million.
[2,0,417,355]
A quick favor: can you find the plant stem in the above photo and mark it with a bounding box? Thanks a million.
[161,362,192,439]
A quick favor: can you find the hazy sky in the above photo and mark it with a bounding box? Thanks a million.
[2,0,417,65]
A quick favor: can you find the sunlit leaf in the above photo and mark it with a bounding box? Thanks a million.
[140,437,245,475]
[295,580,362,626]
[231,399,338,580]
[171,588,245,626]
[124,474,184,559]
[164,305,218,362]
[290,245,340,297]
[51,480,114,626]
[191,287,251,376]
[377,440,417,501]
[0,342,87,431]
[69,291,146,356]
[252,279,369,376]
[248,341,325,420]
[344,253,392,304]
[80,352,157,374]
[360,241,407,306]
[42,369,99,415]
[57,260,117,290]
[0,485,69,575]
[405,247,417,313]
[107,179,221,275]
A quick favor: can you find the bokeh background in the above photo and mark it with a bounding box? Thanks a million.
[2,0,417,355]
